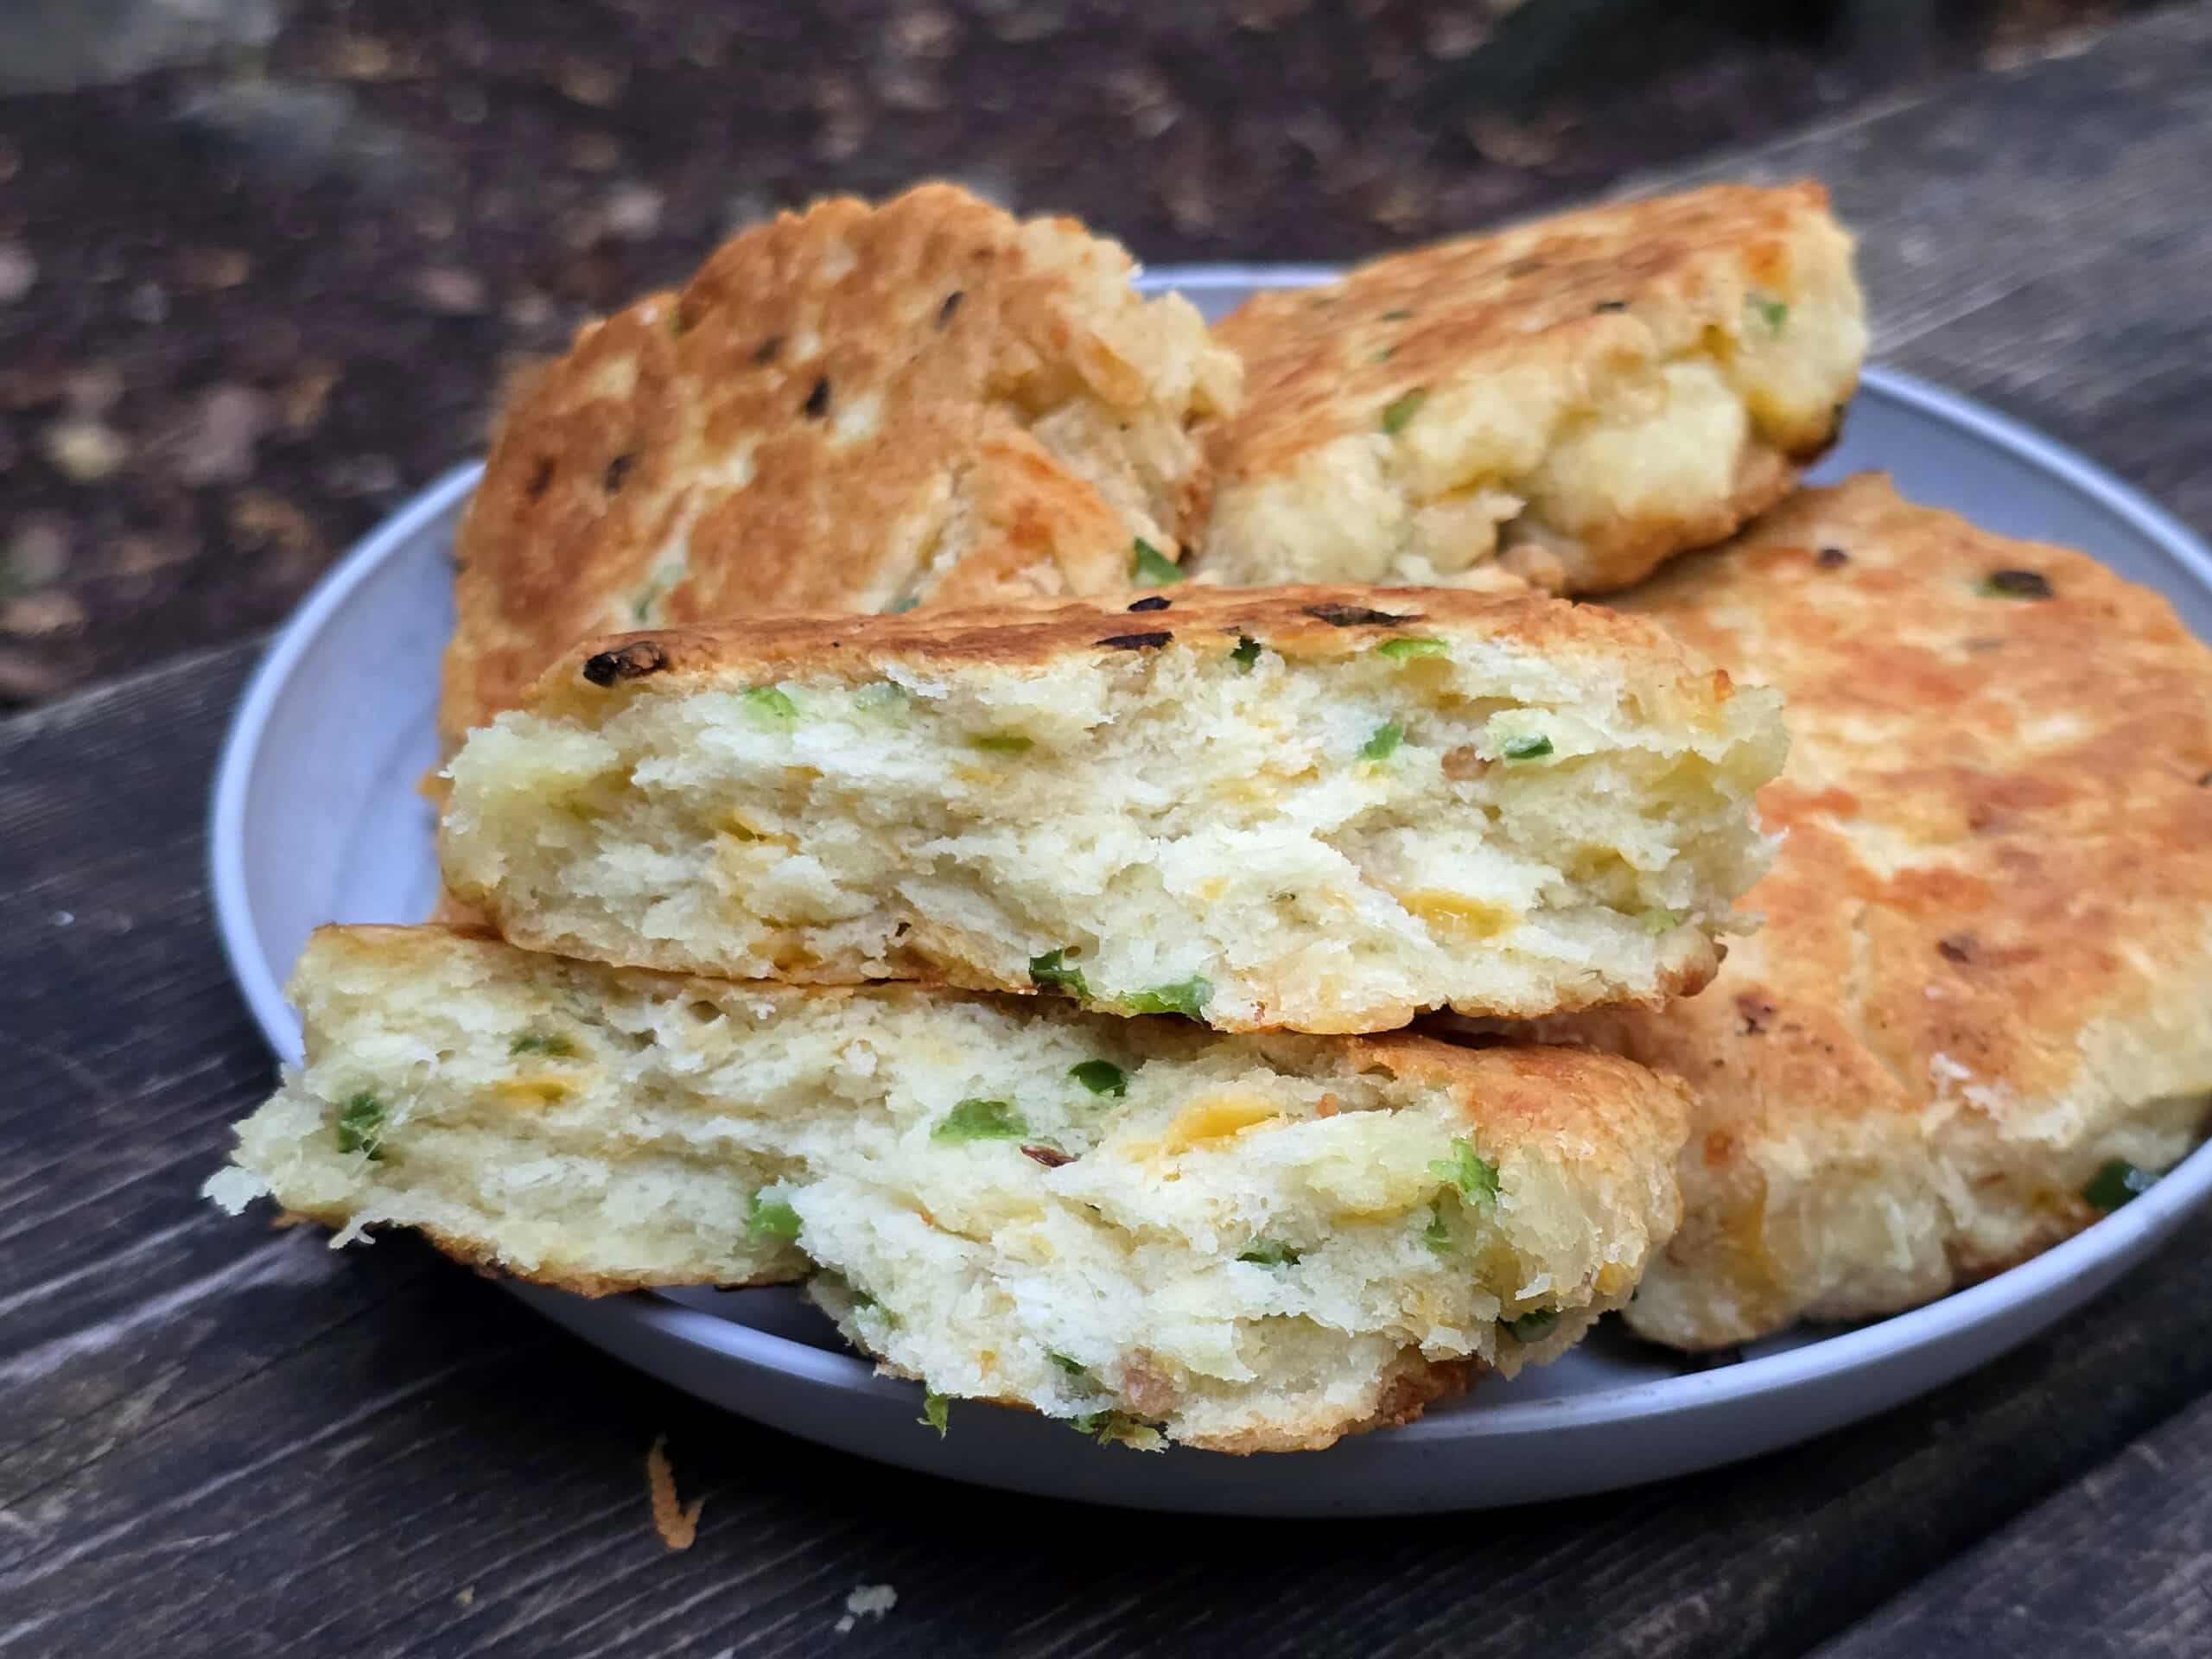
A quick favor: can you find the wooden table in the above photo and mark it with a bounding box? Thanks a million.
[9,12,2212,1654]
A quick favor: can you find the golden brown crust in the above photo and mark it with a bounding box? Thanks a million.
[830,1346,1481,1455]
[515,581,1738,722]
[1203,181,1857,593]
[1157,1354,1483,1455]
[413,1224,798,1300]
[1549,475,2212,1344]
[1214,181,1839,478]
[441,182,1233,746]
[1325,1032,1694,1160]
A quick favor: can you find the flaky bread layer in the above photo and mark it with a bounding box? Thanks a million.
[209,925,1688,1452]
[441,585,1786,1032]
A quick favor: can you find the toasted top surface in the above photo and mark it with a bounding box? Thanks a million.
[300,925,1689,1162]
[518,582,1745,721]
[1211,181,1846,490]
[441,182,1238,744]
[1573,474,2212,1131]
[1198,182,1861,599]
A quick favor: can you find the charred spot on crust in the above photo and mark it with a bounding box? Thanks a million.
[1097,632,1172,651]
[582,640,669,685]
[1981,569,2054,600]
[752,335,784,365]
[602,451,638,493]
[1304,603,1421,627]
[2198,772,2212,788]
[524,456,556,501]
[936,290,964,328]
[1020,1144,1073,1168]
[1591,299,1629,314]
[1126,595,1172,613]
[802,376,831,419]
[1816,546,1849,569]
[1735,994,1777,1035]
[1937,933,1980,964]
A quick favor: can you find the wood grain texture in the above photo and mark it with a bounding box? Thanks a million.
[1815,1384,2212,1659]
[8,12,2212,1656]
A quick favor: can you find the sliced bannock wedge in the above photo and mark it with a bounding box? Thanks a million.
[207,925,1690,1452]
[440,584,1787,1033]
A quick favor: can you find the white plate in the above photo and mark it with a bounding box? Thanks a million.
[210,268,2212,1514]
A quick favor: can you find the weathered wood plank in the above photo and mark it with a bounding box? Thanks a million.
[8,1206,2212,1659]
[0,643,464,1525]
[1816,1387,2212,1659]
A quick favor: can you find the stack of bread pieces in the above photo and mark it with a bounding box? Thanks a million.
[209,179,2212,1452]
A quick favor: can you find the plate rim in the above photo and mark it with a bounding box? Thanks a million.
[209,456,484,1051]
[207,270,2212,1450]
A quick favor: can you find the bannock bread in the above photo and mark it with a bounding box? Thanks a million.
[1544,475,2212,1348]
[440,182,1241,745]
[206,925,1691,1453]
[438,584,1788,1033]
[1201,181,1865,595]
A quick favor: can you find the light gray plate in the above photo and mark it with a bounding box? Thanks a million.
[210,268,2212,1514]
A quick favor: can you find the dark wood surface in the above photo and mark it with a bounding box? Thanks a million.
[10,11,2212,1656]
